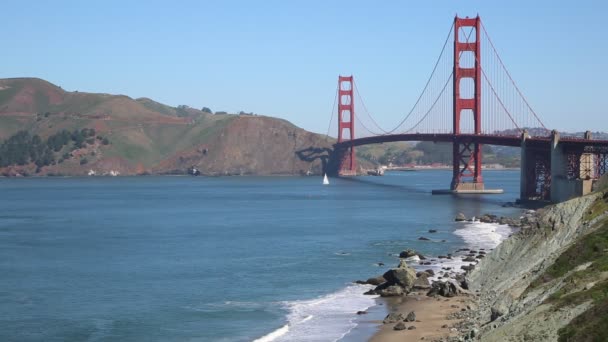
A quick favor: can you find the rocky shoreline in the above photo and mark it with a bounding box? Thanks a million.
[355,189,608,341]
[352,209,540,341]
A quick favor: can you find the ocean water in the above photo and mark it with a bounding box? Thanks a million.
[0,170,521,342]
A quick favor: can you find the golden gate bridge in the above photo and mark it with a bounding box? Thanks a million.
[326,16,608,203]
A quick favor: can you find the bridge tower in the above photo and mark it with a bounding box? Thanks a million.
[338,75,357,175]
[451,16,484,191]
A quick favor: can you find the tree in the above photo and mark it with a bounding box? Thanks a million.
[201,107,213,114]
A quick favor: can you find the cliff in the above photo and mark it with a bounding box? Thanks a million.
[460,183,608,341]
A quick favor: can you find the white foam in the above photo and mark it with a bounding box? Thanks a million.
[412,221,514,281]
[254,284,376,342]
[253,324,289,342]
[453,221,512,250]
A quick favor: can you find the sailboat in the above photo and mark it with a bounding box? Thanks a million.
[323,173,329,185]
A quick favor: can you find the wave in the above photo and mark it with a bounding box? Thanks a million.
[252,284,376,342]
[453,221,512,250]
[409,221,514,281]
[252,324,289,342]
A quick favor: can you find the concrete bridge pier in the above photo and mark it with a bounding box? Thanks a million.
[549,130,596,202]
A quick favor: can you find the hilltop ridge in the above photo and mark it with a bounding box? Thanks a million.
[0,78,331,176]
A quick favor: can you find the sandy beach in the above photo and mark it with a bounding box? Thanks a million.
[369,293,469,342]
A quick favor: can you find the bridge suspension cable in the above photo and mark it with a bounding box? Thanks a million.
[480,21,548,132]
[384,22,455,134]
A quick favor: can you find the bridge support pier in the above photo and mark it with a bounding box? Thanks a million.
[549,131,596,202]
[520,130,551,202]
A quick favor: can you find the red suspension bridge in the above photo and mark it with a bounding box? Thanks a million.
[327,16,608,203]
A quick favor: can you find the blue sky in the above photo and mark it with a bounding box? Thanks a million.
[3,1,607,134]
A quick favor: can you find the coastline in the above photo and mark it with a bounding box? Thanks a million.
[369,295,468,341]
[358,213,523,342]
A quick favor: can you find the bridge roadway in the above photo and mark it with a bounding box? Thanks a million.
[334,133,608,150]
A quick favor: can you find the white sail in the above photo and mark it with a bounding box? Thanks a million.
[323,173,329,185]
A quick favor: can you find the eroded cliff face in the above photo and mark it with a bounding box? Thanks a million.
[463,191,608,341]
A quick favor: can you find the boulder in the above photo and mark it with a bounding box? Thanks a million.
[418,236,431,241]
[399,249,418,258]
[408,326,416,330]
[455,213,466,221]
[427,280,470,298]
[383,312,405,324]
[366,275,386,286]
[428,229,438,233]
[461,265,475,272]
[377,285,404,297]
[383,263,417,290]
[424,269,435,276]
[462,256,476,262]
[490,306,506,321]
[413,274,431,290]
[405,311,416,322]
[476,254,485,259]
[393,322,407,331]
[363,289,377,295]
[356,310,367,315]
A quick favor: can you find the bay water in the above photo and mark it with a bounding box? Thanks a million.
[0,170,521,341]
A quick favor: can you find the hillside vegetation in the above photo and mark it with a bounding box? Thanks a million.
[0,78,331,176]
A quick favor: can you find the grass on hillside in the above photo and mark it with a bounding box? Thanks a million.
[529,204,608,290]
[557,295,608,341]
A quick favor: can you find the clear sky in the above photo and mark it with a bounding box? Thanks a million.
[3,0,607,134]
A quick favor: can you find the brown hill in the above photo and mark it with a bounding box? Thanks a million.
[0,78,332,176]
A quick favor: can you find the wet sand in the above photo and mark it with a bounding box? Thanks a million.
[370,293,469,342]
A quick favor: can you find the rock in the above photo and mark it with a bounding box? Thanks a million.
[413,274,431,289]
[490,304,507,321]
[461,265,475,271]
[470,328,479,338]
[393,322,407,331]
[424,269,435,276]
[399,249,418,258]
[476,254,485,259]
[427,280,470,297]
[366,275,386,286]
[363,289,376,295]
[376,262,385,266]
[418,254,427,260]
[405,311,416,322]
[429,229,438,233]
[383,312,405,324]
[455,213,467,221]
[479,215,493,223]
[438,255,447,259]
[354,280,366,285]
[377,285,404,297]
[407,326,416,330]
[584,282,596,290]
[469,250,477,254]
[356,310,367,315]
[442,324,449,328]
[455,274,469,290]
[463,256,476,262]
[383,263,417,289]
[418,236,431,241]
